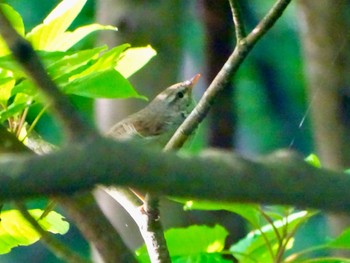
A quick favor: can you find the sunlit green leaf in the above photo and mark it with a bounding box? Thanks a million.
[0,78,15,102]
[11,80,37,97]
[0,103,27,123]
[0,69,15,102]
[47,46,107,78]
[0,4,25,56]
[328,228,350,249]
[305,154,321,168]
[181,199,260,226]
[115,45,157,78]
[230,211,313,263]
[49,24,117,51]
[62,68,144,99]
[172,253,231,263]
[0,209,69,255]
[136,225,228,263]
[71,44,130,80]
[26,0,87,50]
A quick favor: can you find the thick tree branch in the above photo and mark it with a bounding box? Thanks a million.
[0,6,95,142]
[164,0,292,150]
[1,137,350,212]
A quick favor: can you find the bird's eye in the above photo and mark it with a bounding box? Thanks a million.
[176,91,184,99]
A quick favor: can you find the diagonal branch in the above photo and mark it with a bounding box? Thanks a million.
[164,0,292,151]
[0,6,95,142]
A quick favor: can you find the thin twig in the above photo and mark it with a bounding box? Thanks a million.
[143,194,171,263]
[246,0,292,45]
[259,207,283,246]
[164,0,292,150]
[0,6,95,142]
[16,106,30,137]
[229,0,246,41]
[15,202,90,263]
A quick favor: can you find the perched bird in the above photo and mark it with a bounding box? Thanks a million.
[108,74,201,147]
[105,74,201,201]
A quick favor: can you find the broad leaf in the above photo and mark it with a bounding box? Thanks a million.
[328,228,350,249]
[0,77,15,102]
[49,24,117,51]
[47,46,107,79]
[305,154,321,168]
[27,0,87,50]
[116,45,157,78]
[26,0,116,52]
[136,225,228,263]
[71,44,130,80]
[0,4,25,56]
[0,209,69,254]
[0,103,27,123]
[62,68,144,99]
[230,211,312,263]
[182,199,261,227]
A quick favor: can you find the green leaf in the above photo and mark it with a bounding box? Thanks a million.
[328,228,350,249]
[230,211,313,263]
[182,199,260,227]
[172,253,232,263]
[136,225,228,263]
[115,45,157,78]
[11,80,37,97]
[71,44,130,80]
[0,103,27,123]
[62,68,144,99]
[26,0,86,51]
[0,69,15,102]
[0,4,25,56]
[305,153,321,168]
[47,46,107,79]
[0,209,69,254]
[49,24,117,51]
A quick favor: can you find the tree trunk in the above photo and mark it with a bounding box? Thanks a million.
[296,0,350,255]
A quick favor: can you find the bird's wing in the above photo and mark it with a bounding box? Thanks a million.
[108,117,166,141]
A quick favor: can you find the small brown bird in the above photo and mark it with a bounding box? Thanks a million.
[105,74,200,201]
[107,74,201,147]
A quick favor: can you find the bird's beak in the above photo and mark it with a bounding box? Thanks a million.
[189,73,201,88]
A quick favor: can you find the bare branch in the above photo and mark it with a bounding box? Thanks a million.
[164,0,292,150]
[229,0,246,41]
[246,0,292,44]
[0,6,95,142]
[1,138,350,212]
